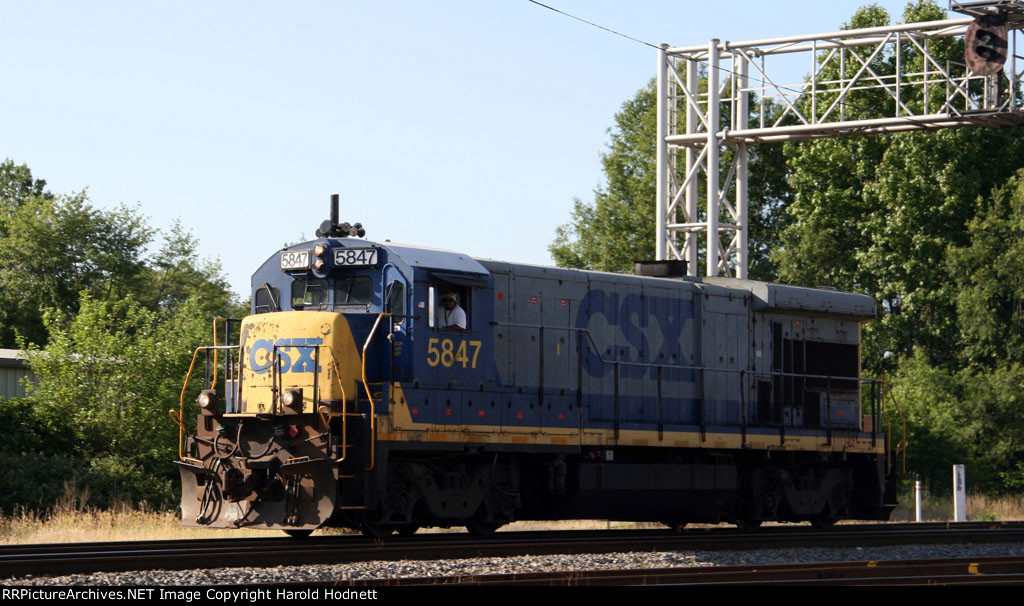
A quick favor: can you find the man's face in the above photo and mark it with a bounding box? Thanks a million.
[443,298,455,310]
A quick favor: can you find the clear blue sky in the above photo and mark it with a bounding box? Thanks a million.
[1,1,944,297]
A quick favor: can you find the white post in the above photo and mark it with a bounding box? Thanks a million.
[953,464,967,522]
[655,44,668,262]
[706,39,721,277]
[736,55,749,280]
[915,474,923,522]
[685,58,700,276]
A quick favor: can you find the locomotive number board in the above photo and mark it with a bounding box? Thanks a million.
[280,250,310,270]
[334,248,379,267]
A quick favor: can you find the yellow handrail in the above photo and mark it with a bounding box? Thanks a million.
[360,312,391,471]
[880,380,909,476]
[172,347,204,460]
[172,343,239,460]
[169,409,187,459]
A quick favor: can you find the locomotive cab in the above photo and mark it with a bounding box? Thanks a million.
[174,226,499,532]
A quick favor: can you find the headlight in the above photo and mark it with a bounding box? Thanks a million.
[197,389,217,410]
[313,243,327,257]
[282,388,302,410]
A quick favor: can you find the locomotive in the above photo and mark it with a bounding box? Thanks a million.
[173,198,898,536]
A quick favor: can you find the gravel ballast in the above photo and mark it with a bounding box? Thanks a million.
[7,542,1024,585]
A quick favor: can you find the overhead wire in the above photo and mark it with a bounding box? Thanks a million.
[525,0,1024,142]
[525,0,660,50]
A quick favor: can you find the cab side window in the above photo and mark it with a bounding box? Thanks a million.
[386,280,405,325]
[255,285,280,314]
[433,285,470,331]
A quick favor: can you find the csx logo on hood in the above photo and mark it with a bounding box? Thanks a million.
[248,338,324,374]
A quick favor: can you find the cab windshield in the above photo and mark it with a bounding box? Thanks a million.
[289,276,373,310]
[335,276,373,307]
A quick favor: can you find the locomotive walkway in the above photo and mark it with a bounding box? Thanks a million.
[3,522,1024,580]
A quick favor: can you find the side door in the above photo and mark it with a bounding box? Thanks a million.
[384,266,412,382]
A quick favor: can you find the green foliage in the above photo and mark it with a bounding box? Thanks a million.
[893,353,1024,493]
[780,3,1024,376]
[0,189,150,347]
[0,452,87,513]
[140,219,243,319]
[10,294,207,509]
[0,158,52,219]
[948,172,1024,367]
[0,159,243,510]
[23,294,205,468]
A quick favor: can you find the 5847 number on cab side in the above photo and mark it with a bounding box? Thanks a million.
[426,338,482,369]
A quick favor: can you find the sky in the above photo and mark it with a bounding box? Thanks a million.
[0,1,949,298]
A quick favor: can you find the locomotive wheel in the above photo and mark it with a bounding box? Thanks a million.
[283,529,314,538]
[395,524,420,536]
[465,521,502,536]
[361,523,395,539]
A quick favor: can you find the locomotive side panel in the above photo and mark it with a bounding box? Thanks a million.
[699,287,752,429]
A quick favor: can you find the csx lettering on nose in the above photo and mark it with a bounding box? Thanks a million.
[248,338,324,374]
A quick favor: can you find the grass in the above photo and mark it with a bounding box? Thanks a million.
[3,488,1023,545]
[0,485,274,545]
[890,491,1024,522]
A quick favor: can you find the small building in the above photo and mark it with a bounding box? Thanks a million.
[0,349,33,400]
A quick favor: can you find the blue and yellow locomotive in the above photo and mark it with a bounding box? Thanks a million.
[174,199,897,536]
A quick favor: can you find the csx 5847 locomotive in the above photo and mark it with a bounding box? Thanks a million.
[174,200,897,536]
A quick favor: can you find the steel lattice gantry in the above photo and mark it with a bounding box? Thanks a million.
[655,4,1024,279]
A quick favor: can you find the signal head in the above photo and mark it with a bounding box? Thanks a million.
[966,15,1009,76]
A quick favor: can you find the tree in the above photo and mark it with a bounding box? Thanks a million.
[0,192,151,347]
[0,161,245,509]
[0,162,245,348]
[141,220,246,320]
[778,1,1024,372]
[6,293,211,508]
[0,158,52,218]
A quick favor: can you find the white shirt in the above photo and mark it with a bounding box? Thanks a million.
[440,304,466,330]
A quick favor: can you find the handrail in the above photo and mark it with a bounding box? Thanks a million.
[360,312,391,471]
[172,344,240,460]
[493,320,879,386]
[881,380,909,475]
[319,357,350,462]
[168,409,187,460]
[493,319,881,439]
[210,317,240,388]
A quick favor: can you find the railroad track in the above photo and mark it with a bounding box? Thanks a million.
[323,555,1024,586]
[3,522,1024,580]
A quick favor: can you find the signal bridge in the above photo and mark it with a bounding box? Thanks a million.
[656,0,1024,279]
